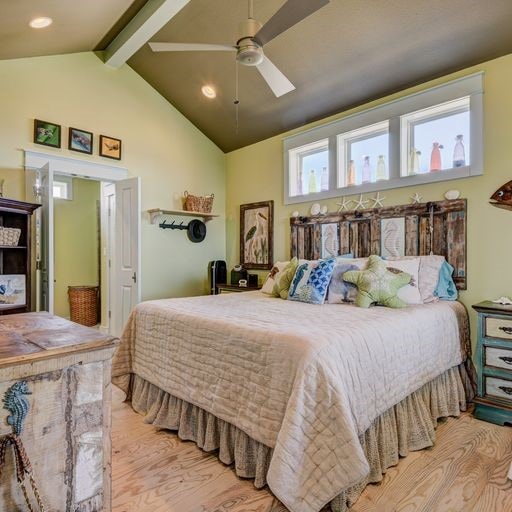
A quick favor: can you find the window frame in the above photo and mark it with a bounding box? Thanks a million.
[53,174,73,200]
[283,72,483,205]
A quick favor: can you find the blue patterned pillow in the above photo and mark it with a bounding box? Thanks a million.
[287,258,336,304]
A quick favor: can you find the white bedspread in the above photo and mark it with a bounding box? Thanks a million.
[113,292,469,512]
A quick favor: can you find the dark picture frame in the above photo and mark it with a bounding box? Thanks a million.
[68,127,93,155]
[33,119,61,148]
[240,200,274,270]
[99,134,122,160]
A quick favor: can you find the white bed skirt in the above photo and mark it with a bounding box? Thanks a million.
[120,362,474,512]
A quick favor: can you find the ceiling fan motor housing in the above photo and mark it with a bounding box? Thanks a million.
[236,17,263,66]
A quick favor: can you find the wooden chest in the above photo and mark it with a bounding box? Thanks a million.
[472,301,512,426]
[0,312,118,511]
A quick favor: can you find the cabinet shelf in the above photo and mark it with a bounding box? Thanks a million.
[0,246,27,249]
[148,208,219,224]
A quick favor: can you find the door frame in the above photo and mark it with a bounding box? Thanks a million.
[24,150,138,332]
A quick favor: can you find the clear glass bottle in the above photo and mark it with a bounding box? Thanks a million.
[347,160,356,186]
[308,169,318,193]
[429,142,443,172]
[376,155,387,180]
[362,156,371,183]
[452,134,466,168]
[409,148,421,175]
[321,166,329,191]
[297,169,303,195]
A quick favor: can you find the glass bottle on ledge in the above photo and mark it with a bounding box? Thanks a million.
[347,160,356,186]
[376,155,387,180]
[321,166,329,191]
[409,148,421,175]
[362,156,371,183]
[429,142,443,172]
[297,169,303,195]
[452,134,466,168]
[308,169,318,193]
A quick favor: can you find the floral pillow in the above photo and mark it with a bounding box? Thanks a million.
[261,261,288,294]
[273,258,299,299]
[327,257,368,304]
[287,258,336,305]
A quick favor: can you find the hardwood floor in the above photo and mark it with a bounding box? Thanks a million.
[111,386,512,512]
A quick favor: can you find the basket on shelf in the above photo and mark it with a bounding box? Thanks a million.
[0,227,21,247]
[183,191,214,214]
[68,286,99,327]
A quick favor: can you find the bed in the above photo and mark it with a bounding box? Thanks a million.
[112,290,475,512]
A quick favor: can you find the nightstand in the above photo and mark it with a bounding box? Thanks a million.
[216,284,261,293]
[472,301,512,426]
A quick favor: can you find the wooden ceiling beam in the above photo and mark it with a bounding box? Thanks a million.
[104,0,191,68]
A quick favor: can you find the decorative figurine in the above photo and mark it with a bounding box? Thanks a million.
[310,203,321,216]
[354,194,369,210]
[490,180,512,211]
[336,197,353,212]
[370,191,385,208]
[444,189,460,200]
[410,192,423,204]
[452,134,466,168]
[3,381,32,435]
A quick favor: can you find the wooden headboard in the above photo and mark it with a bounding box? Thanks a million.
[290,199,467,289]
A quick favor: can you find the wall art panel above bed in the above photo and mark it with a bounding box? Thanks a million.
[290,199,467,289]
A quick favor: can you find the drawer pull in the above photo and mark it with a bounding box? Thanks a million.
[498,386,512,395]
[499,356,512,365]
[499,326,512,335]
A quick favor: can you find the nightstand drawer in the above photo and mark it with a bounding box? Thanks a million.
[485,317,512,340]
[485,346,512,370]
[485,376,512,401]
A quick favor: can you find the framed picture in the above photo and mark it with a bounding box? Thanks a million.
[34,119,61,148]
[240,200,274,270]
[99,134,122,160]
[321,223,339,258]
[68,127,93,155]
[0,274,26,308]
[381,217,406,258]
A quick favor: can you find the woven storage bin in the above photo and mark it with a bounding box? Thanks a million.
[183,191,214,213]
[0,226,21,246]
[68,286,99,327]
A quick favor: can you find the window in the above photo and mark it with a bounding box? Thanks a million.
[53,176,73,200]
[337,121,389,187]
[283,73,483,205]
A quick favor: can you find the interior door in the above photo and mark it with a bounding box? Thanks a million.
[112,177,141,336]
[33,163,54,313]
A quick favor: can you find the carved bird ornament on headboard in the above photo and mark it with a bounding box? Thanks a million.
[490,180,512,212]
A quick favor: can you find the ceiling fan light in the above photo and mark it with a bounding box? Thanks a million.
[29,17,53,29]
[201,85,217,99]
[236,38,263,66]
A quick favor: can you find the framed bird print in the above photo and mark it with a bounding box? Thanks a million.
[99,134,122,160]
[240,200,273,270]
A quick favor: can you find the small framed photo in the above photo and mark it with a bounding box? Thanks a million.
[0,275,26,308]
[68,127,93,155]
[99,135,122,160]
[240,200,274,270]
[34,119,61,148]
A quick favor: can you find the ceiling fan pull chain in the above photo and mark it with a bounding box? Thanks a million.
[234,59,240,134]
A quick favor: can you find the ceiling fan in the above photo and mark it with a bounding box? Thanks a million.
[149,0,330,98]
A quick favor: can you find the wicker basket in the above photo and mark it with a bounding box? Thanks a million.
[183,191,214,214]
[68,286,99,327]
[0,227,21,246]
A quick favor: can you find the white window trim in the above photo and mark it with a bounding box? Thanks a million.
[53,174,73,200]
[283,72,483,205]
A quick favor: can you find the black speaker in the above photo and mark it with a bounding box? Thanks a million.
[248,274,258,287]
[209,260,227,294]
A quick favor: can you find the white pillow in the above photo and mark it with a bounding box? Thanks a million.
[327,257,368,304]
[261,261,288,294]
[385,257,422,305]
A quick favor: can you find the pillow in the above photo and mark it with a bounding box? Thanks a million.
[327,257,368,304]
[261,261,288,294]
[385,257,422,305]
[273,258,299,299]
[343,255,411,308]
[435,261,458,301]
[287,258,336,304]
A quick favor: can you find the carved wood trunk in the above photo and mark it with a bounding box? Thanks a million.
[0,313,118,512]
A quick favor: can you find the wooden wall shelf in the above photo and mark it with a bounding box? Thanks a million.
[148,208,219,224]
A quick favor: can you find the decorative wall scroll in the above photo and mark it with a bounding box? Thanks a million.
[290,198,467,289]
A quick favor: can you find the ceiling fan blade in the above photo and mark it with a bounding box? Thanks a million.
[149,42,236,52]
[254,0,330,46]
[256,57,295,97]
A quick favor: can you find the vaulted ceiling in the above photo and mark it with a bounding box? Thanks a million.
[3,0,512,152]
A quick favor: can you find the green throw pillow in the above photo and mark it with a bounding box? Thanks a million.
[343,255,411,308]
[273,257,299,299]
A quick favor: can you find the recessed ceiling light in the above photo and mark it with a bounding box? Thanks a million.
[29,17,53,29]
[201,85,216,99]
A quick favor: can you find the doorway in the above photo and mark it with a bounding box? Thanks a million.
[24,151,141,337]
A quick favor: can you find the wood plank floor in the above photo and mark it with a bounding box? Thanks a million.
[111,386,512,512]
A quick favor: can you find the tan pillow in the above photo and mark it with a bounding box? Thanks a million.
[272,258,299,299]
[261,261,288,294]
